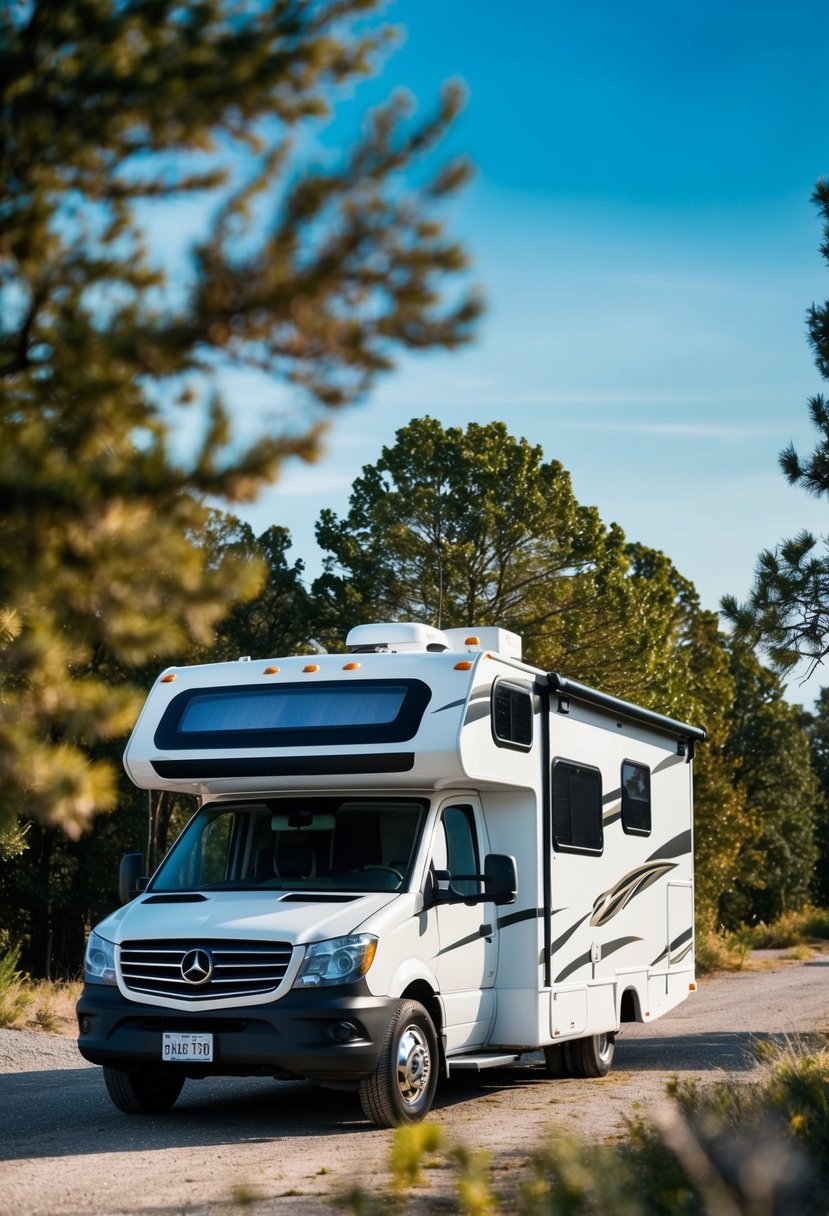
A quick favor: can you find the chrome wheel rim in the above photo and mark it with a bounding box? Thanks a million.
[396,1024,431,1106]
[597,1034,614,1064]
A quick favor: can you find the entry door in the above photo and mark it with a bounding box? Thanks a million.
[431,801,498,1051]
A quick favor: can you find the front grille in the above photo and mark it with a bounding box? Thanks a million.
[119,939,293,1002]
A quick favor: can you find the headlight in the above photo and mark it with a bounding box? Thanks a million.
[84,930,117,986]
[293,934,377,988]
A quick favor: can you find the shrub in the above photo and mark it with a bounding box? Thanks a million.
[0,944,34,1028]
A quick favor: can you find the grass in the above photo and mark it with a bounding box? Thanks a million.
[696,904,829,974]
[0,947,81,1034]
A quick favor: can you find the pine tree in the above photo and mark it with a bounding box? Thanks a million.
[723,182,829,676]
[0,1,481,837]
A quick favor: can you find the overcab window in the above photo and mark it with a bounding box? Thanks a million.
[154,679,432,750]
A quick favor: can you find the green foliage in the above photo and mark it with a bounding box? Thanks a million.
[337,1041,828,1215]
[209,520,315,662]
[388,1123,444,1189]
[719,644,820,927]
[0,1,480,839]
[740,905,829,949]
[802,687,829,906]
[723,181,829,676]
[312,416,691,703]
[0,943,34,1028]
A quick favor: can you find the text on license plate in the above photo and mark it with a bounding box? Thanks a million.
[162,1032,213,1062]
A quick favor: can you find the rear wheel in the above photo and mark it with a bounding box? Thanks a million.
[565,1033,615,1078]
[542,1043,571,1077]
[103,1066,185,1114]
[359,999,439,1127]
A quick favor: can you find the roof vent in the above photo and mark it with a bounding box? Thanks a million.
[346,622,451,654]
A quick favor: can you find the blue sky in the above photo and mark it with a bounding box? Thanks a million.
[234,0,829,700]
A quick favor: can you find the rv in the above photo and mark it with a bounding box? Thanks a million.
[77,622,705,1126]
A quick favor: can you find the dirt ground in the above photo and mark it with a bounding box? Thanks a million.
[1,952,827,1215]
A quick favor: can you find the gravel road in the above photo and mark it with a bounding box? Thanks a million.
[1,953,827,1216]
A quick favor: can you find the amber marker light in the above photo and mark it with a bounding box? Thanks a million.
[160,673,176,683]
[464,636,480,646]
[454,661,474,670]
[343,662,360,670]
[689,982,697,991]
[303,664,320,673]
[263,666,279,675]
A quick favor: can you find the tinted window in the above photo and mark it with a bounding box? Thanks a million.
[492,681,533,750]
[154,679,431,749]
[150,798,427,894]
[552,761,603,854]
[442,805,480,896]
[621,760,651,836]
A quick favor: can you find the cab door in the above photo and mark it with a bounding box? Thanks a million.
[430,799,498,1051]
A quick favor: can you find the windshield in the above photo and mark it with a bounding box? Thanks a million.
[149,797,427,894]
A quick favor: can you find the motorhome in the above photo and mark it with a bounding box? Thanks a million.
[77,622,705,1126]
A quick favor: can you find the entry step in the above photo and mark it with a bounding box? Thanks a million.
[446,1052,521,1073]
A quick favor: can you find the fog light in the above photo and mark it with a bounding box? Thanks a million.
[328,1021,357,1043]
[79,1017,91,1034]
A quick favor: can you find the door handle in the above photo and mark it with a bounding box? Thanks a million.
[479,923,493,939]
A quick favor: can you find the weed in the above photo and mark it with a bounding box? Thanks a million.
[231,1182,263,1209]
[335,1038,829,1215]
[0,944,34,1028]
[389,1122,443,1188]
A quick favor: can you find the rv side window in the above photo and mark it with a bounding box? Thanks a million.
[621,760,651,835]
[491,681,533,751]
[552,760,603,854]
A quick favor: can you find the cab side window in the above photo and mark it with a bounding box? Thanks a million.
[441,804,480,897]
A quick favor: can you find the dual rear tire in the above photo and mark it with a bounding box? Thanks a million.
[543,1032,615,1079]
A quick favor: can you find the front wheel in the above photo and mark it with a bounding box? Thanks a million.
[359,999,439,1127]
[565,1033,615,1078]
[103,1066,185,1114]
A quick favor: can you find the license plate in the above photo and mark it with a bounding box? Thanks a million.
[162,1032,213,1062]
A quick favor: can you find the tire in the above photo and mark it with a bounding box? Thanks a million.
[542,1043,571,1078]
[103,1066,185,1114]
[358,999,439,1127]
[564,1032,616,1078]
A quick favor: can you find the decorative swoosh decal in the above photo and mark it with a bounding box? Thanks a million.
[432,698,466,715]
[550,911,590,955]
[647,830,692,862]
[590,860,678,926]
[554,934,645,982]
[651,925,693,966]
[498,907,542,931]
[435,906,542,957]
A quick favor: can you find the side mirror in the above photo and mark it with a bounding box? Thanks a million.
[119,853,148,904]
[431,854,517,906]
[484,853,517,906]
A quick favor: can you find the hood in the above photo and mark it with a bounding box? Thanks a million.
[96,890,399,947]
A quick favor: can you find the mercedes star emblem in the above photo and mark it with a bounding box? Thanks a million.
[180,948,214,985]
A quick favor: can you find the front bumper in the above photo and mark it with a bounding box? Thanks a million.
[76,982,395,1082]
